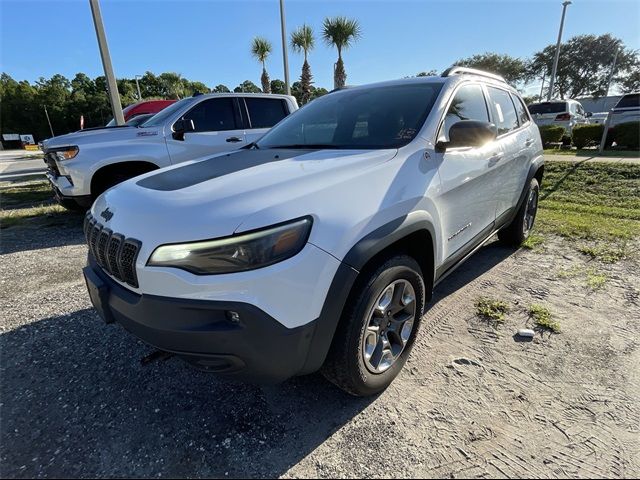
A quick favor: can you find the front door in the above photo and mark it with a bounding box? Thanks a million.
[166,97,247,164]
[436,83,500,260]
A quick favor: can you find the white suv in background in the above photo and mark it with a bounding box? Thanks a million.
[42,93,298,209]
[528,99,590,141]
[83,68,543,396]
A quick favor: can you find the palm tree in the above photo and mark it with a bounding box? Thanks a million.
[251,37,273,93]
[291,24,315,104]
[322,16,361,89]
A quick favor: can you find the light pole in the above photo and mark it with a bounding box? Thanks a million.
[546,0,571,101]
[604,47,619,98]
[135,74,143,101]
[279,0,291,95]
[89,0,125,125]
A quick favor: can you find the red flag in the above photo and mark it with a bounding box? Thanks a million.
[80,115,84,130]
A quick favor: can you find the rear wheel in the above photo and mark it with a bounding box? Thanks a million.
[498,177,540,246]
[321,255,425,396]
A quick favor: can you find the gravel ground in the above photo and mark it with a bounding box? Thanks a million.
[1,217,639,478]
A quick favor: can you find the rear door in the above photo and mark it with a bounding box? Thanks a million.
[436,83,500,260]
[242,97,291,144]
[165,97,246,164]
[485,86,531,222]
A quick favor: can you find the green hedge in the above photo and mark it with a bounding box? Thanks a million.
[572,124,604,149]
[613,121,640,149]
[538,125,566,145]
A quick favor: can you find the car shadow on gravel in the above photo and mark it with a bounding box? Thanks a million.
[0,308,374,478]
[431,238,515,303]
[0,216,85,255]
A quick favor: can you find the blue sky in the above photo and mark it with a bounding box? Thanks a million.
[1,0,639,96]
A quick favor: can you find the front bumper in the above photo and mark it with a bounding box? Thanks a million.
[83,256,318,383]
[46,172,92,209]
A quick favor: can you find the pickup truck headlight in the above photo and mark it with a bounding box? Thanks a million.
[50,146,79,161]
[147,217,312,275]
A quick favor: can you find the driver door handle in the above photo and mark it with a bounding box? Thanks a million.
[488,153,503,166]
[226,136,243,143]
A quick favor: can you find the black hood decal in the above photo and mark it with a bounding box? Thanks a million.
[136,149,312,191]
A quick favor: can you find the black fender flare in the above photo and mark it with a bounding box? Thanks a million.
[299,214,437,375]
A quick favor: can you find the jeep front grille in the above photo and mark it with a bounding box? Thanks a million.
[84,213,141,288]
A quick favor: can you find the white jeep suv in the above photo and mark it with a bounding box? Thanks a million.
[42,93,298,209]
[83,68,543,396]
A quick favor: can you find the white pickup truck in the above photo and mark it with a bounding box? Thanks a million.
[42,93,298,209]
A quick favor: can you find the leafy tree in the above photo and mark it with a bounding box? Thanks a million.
[234,80,261,93]
[528,34,640,98]
[159,72,185,99]
[322,16,361,89]
[620,69,640,93]
[251,37,273,93]
[211,84,231,93]
[291,81,328,105]
[453,53,527,85]
[270,79,286,94]
[416,70,438,77]
[291,24,315,104]
[139,71,164,98]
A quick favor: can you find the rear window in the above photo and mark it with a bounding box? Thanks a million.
[245,98,289,128]
[615,94,640,109]
[528,102,567,114]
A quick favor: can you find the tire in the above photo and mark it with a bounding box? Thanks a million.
[321,255,426,397]
[498,177,540,247]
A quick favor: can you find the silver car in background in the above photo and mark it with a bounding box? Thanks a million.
[528,99,591,142]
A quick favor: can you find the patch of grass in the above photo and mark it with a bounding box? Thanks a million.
[544,148,640,158]
[475,298,510,324]
[521,233,545,251]
[529,304,560,333]
[577,243,630,263]
[0,203,68,228]
[556,265,584,279]
[0,181,53,209]
[537,162,640,259]
[586,269,607,290]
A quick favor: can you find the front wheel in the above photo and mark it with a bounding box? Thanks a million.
[321,255,425,396]
[498,177,540,246]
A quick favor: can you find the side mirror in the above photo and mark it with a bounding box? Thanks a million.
[436,120,497,152]
[172,118,195,141]
[585,112,593,118]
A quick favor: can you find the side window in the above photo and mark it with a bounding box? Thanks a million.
[442,84,489,140]
[487,87,519,135]
[245,98,289,129]
[511,93,530,126]
[182,98,237,132]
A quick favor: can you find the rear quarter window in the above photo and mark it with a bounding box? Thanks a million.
[528,102,568,115]
[245,98,289,129]
[615,94,640,109]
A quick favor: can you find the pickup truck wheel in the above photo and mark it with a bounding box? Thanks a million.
[321,255,425,397]
[498,177,540,246]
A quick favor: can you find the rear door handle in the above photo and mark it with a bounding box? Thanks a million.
[525,138,534,147]
[226,136,243,143]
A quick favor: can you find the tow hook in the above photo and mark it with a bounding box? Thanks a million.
[141,349,174,366]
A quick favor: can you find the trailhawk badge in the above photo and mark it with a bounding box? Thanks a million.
[100,207,114,222]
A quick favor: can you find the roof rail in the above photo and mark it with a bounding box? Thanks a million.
[441,66,506,83]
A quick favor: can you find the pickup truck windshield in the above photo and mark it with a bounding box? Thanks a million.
[256,82,443,150]
[139,98,193,127]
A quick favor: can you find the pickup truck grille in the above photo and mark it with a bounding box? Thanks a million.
[84,213,141,288]
[43,152,61,177]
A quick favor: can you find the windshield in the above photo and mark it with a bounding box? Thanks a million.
[139,98,193,127]
[256,82,444,150]
[126,114,155,127]
[528,102,567,114]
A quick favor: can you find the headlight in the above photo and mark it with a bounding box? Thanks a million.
[51,146,79,161]
[147,217,312,275]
